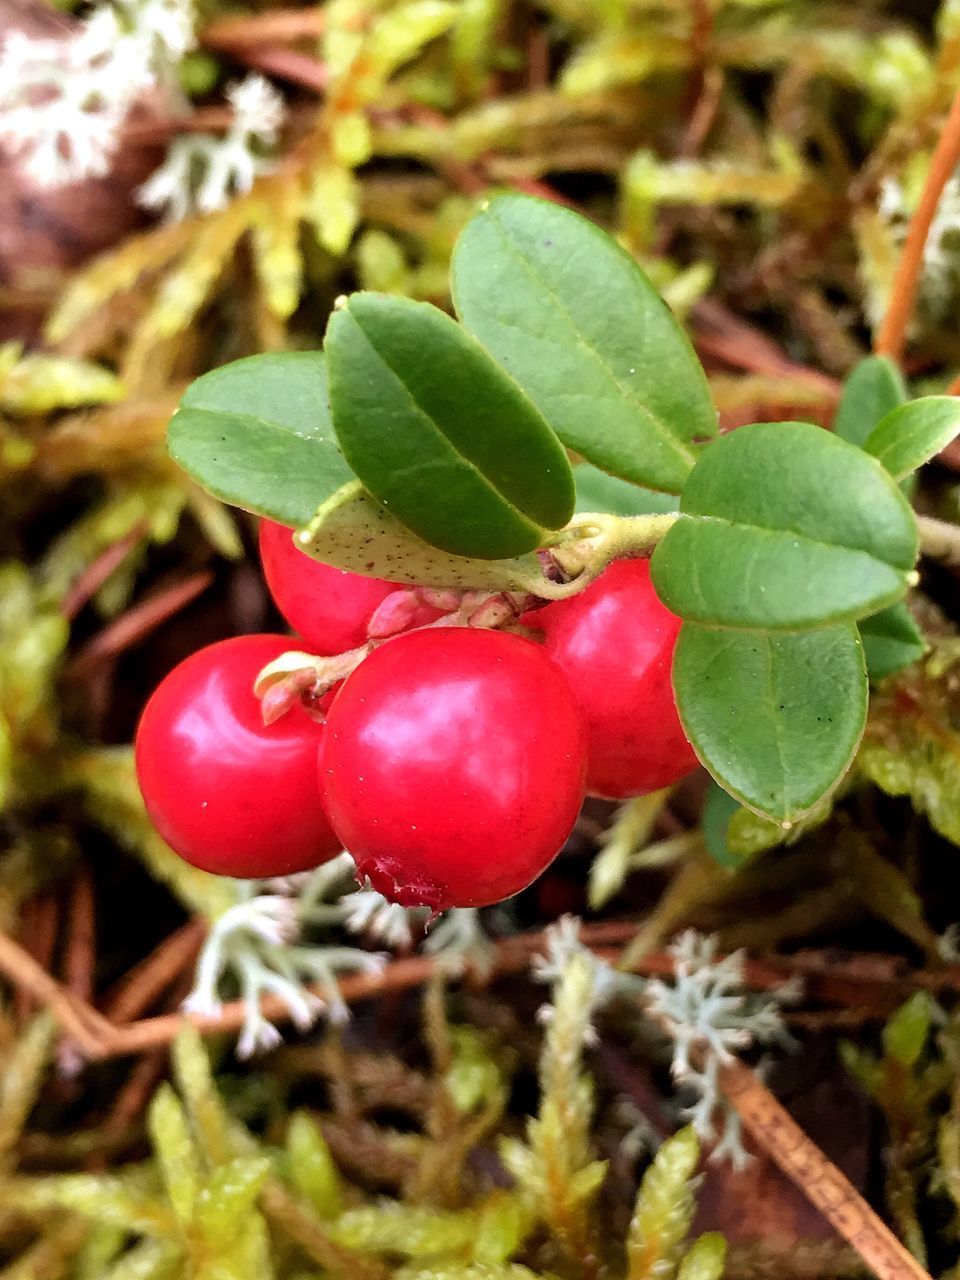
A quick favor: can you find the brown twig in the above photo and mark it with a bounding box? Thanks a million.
[720,1060,934,1280]
[693,298,841,398]
[15,895,60,1022]
[9,900,960,1061]
[0,932,114,1058]
[122,108,238,146]
[102,919,206,1024]
[201,8,326,48]
[875,87,960,363]
[68,571,213,675]
[216,45,329,92]
[679,0,719,157]
[103,1051,168,1133]
[64,865,96,1006]
[61,523,147,621]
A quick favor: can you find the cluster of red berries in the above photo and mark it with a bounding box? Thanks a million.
[135,521,699,911]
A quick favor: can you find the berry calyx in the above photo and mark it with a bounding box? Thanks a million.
[135,634,342,878]
[319,628,588,910]
[525,559,699,799]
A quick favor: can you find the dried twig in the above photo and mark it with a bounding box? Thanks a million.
[102,918,207,1024]
[201,7,326,48]
[61,523,147,620]
[68,571,213,675]
[720,1060,934,1280]
[64,865,96,1006]
[0,932,114,1057]
[875,88,960,362]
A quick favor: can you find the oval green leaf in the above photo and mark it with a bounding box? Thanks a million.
[451,193,716,494]
[299,480,573,597]
[674,622,868,823]
[833,354,907,449]
[862,396,960,480]
[858,600,926,681]
[167,352,353,528]
[574,463,679,517]
[325,292,575,559]
[651,421,918,630]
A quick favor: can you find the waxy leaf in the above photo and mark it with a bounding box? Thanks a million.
[859,601,926,681]
[863,396,960,480]
[574,463,679,516]
[167,353,353,528]
[325,292,575,559]
[833,354,907,449]
[299,481,572,597]
[651,421,918,631]
[452,194,716,493]
[675,623,867,823]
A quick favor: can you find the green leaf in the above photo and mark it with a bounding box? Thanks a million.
[194,1157,272,1238]
[451,193,716,493]
[167,353,354,528]
[325,292,574,559]
[147,1084,199,1225]
[859,601,926,682]
[286,1111,342,1220]
[651,421,918,631]
[833,354,907,449]
[574,463,679,517]
[299,481,571,596]
[626,1126,699,1280]
[700,782,747,869]
[881,993,933,1068]
[678,1234,727,1280]
[863,396,960,480]
[674,623,867,822]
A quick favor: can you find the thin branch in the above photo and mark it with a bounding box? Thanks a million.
[102,919,207,1024]
[61,523,147,620]
[201,8,326,49]
[0,933,114,1057]
[68,572,213,675]
[917,513,960,568]
[875,88,960,362]
[720,1059,934,1280]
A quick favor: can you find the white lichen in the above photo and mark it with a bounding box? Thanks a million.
[183,855,495,1058]
[644,931,798,1167]
[183,865,387,1059]
[0,0,194,188]
[532,920,798,1168]
[137,73,285,221]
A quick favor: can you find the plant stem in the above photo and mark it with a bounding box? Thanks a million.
[875,87,960,363]
[917,514,960,568]
[548,511,679,585]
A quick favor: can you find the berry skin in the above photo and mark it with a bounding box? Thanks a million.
[319,629,588,910]
[524,559,699,800]
[135,634,342,878]
[259,519,398,654]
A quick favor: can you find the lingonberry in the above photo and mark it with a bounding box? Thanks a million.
[135,634,342,877]
[524,559,699,799]
[319,628,588,910]
[259,519,400,654]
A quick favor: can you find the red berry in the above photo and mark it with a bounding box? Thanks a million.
[135,634,342,878]
[319,629,588,910]
[259,519,398,654]
[525,559,699,799]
